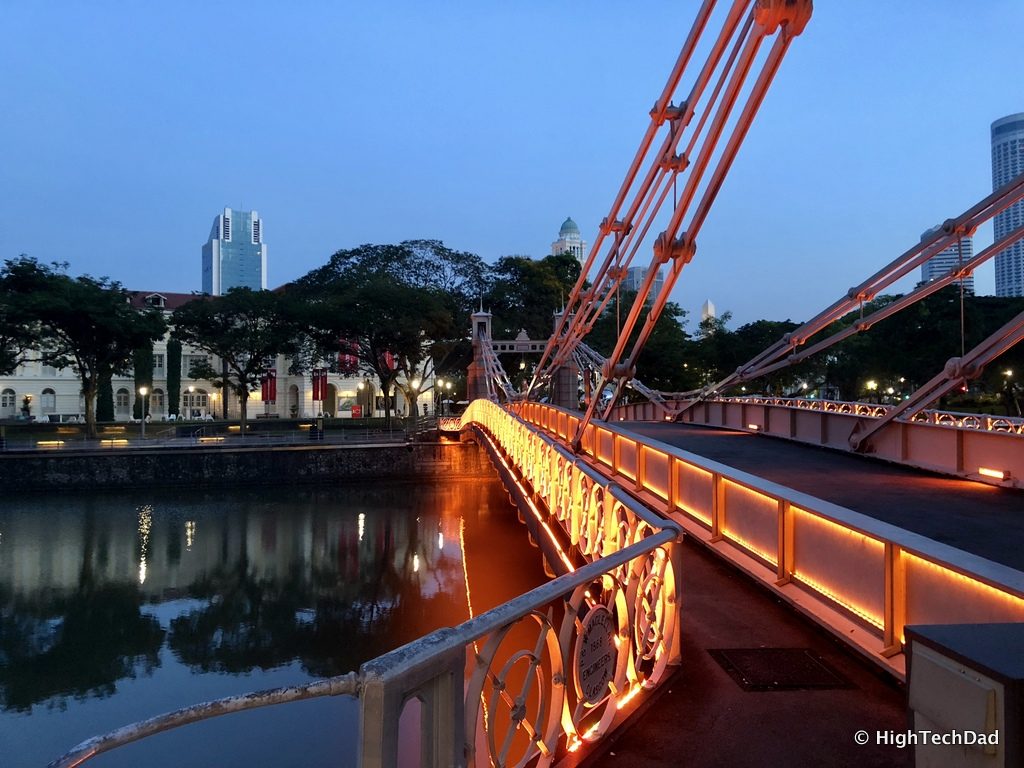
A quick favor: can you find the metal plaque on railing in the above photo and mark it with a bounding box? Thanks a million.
[574,605,618,705]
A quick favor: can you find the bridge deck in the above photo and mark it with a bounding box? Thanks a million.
[624,421,1024,572]
[592,536,910,767]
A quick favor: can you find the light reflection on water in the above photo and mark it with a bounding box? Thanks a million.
[0,479,547,767]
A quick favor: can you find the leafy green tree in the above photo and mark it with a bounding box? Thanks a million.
[170,288,301,432]
[294,241,480,423]
[0,258,37,376]
[166,338,182,417]
[0,257,166,437]
[132,346,154,420]
[587,291,696,392]
[485,253,581,340]
[96,375,114,422]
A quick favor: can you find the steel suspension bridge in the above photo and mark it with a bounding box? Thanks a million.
[51,1,1024,766]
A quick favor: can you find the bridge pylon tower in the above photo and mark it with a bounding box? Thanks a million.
[467,307,493,402]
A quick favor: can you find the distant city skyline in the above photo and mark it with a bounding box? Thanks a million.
[1,3,1022,326]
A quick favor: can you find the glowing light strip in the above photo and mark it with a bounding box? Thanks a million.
[725,531,778,567]
[567,722,603,753]
[791,570,884,630]
[101,439,129,446]
[616,684,643,711]
[903,552,1024,613]
[480,431,576,573]
[978,467,1009,480]
[37,440,64,447]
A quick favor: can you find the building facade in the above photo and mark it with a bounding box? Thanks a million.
[0,290,429,425]
[992,113,1024,297]
[622,265,665,301]
[551,217,587,262]
[919,225,975,294]
[202,208,267,295]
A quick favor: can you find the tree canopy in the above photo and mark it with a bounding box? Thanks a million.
[170,288,301,431]
[291,241,482,423]
[0,257,166,436]
[484,252,581,341]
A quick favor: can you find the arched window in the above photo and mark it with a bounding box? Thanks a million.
[41,388,56,414]
[151,388,165,414]
[115,388,131,414]
[0,389,15,418]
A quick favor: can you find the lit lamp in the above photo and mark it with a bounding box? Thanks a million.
[210,392,218,420]
[138,386,148,440]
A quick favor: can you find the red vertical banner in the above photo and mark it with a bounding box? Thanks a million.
[268,370,277,403]
[261,373,269,402]
[312,368,327,401]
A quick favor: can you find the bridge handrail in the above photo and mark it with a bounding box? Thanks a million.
[509,399,1024,677]
[49,676,360,768]
[674,395,1024,435]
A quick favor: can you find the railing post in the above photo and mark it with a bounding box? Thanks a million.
[359,635,466,767]
[668,455,679,513]
[882,543,906,657]
[710,473,725,542]
[667,535,684,666]
[775,500,794,585]
[636,445,646,492]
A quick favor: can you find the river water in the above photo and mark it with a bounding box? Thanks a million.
[0,477,548,767]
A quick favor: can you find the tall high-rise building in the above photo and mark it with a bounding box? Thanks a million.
[919,225,974,294]
[202,208,267,295]
[622,265,665,300]
[991,113,1024,297]
[551,217,587,262]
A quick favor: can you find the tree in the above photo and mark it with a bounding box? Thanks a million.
[485,253,581,340]
[0,258,37,376]
[297,276,456,425]
[170,289,301,432]
[588,291,696,393]
[132,346,154,420]
[293,241,481,424]
[166,338,182,417]
[0,257,166,437]
[96,375,114,422]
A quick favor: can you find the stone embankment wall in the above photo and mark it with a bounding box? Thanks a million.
[0,441,490,492]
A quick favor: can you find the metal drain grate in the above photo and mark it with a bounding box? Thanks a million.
[708,648,853,692]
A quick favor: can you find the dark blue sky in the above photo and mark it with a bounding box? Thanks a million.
[1,2,1020,326]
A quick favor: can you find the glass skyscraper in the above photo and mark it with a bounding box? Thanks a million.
[202,208,267,295]
[919,225,974,294]
[991,113,1024,297]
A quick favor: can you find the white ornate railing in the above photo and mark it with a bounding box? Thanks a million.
[50,400,681,768]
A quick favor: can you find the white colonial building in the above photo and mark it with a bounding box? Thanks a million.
[0,290,433,424]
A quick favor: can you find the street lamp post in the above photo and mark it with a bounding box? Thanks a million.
[187,385,195,420]
[139,386,148,440]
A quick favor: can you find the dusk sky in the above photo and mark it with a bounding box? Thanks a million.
[2,2,1021,329]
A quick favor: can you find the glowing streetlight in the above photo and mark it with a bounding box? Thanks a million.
[138,386,149,439]
[866,380,878,391]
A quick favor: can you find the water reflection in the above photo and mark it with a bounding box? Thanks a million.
[0,480,547,767]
